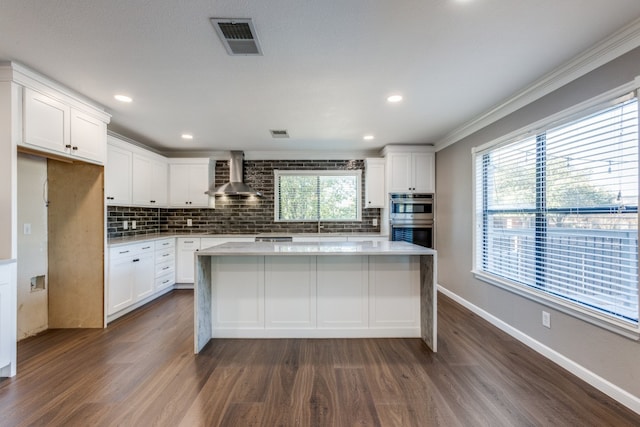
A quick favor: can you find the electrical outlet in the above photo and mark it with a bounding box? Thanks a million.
[542,311,551,328]
[23,223,31,235]
[132,220,136,229]
[187,219,193,227]
[372,218,378,227]
[123,220,128,230]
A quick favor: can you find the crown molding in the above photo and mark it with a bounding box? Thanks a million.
[0,61,110,122]
[434,16,640,152]
[161,149,381,160]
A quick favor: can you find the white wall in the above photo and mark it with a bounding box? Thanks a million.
[436,46,640,409]
[17,153,48,339]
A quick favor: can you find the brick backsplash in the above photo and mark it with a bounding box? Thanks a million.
[107,159,381,238]
[107,206,164,238]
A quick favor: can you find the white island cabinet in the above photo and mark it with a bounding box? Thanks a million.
[194,241,437,353]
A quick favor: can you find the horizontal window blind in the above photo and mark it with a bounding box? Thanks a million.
[276,171,360,221]
[475,96,639,324]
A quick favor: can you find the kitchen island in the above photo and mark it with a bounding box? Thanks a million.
[194,240,437,352]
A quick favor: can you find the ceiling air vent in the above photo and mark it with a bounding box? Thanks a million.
[210,18,263,56]
[270,129,289,138]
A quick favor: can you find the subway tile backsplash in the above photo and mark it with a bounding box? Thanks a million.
[107,159,381,239]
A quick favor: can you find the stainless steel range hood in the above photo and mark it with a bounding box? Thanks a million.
[206,151,263,197]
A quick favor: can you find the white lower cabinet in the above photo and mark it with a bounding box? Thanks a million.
[369,255,420,328]
[265,257,316,329]
[213,256,264,330]
[176,238,201,284]
[107,243,155,316]
[0,261,17,377]
[154,238,175,292]
[107,239,176,321]
[317,256,368,328]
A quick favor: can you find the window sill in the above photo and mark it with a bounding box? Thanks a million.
[472,270,640,341]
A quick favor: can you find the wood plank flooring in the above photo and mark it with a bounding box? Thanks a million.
[1,290,638,426]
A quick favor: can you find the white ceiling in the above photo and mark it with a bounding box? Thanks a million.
[2,0,640,155]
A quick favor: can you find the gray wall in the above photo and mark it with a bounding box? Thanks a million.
[436,47,640,398]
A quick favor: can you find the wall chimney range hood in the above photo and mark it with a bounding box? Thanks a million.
[206,151,262,197]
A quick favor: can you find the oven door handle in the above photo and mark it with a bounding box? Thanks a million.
[391,223,433,228]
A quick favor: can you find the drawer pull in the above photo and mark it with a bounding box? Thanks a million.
[142,246,151,250]
[184,240,194,243]
[162,253,170,257]
[119,250,130,254]
[162,266,170,270]
[132,258,140,262]
[162,280,170,284]
[162,242,170,246]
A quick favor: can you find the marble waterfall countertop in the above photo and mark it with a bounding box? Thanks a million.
[196,240,435,256]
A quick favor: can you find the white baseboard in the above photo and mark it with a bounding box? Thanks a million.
[437,285,640,415]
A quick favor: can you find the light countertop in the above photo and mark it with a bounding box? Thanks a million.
[108,232,388,247]
[196,240,435,256]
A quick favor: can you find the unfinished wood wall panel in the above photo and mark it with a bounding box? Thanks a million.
[47,160,104,328]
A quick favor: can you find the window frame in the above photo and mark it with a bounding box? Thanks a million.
[471,82,640,339]
[274,169,362,222]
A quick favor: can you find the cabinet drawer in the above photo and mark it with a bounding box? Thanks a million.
[155,273,175,292]
[155,249,175,263]
[110,241,155,259]
[155,260,175,277]
[155,238,175,249]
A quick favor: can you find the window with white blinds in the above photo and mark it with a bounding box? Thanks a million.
[275,170,361,221]
[474,94,639,327]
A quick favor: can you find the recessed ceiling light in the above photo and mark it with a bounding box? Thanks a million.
[181,134,194,140]
[114,94,132,103]
[387,95,403,103]
[363,135,375,141]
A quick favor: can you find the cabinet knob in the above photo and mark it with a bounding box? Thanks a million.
[65,144,72,149]
[72,146,78,151]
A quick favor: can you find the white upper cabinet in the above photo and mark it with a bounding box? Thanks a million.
[132,153,168,207]
[364,158,385,208]
[22,86,109,164]
[69,109,106,162]
[23,88,69,153]
[105,141,132,205]
[106,134,168,207]
[169,160,210,208]
[383,146,435,194]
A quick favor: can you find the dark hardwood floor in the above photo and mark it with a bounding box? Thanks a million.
[1,290,638,426]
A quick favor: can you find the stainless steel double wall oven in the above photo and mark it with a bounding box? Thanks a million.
[389,193,434,248]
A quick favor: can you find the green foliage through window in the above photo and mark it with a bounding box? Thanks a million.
[275,171,361,221]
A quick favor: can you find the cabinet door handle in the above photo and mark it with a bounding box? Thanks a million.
[107,197,114,200]
[184,240,194,243]
[65,144,72,149]
[162,266,170,270]
[142,246,151,250]
[150,200,156,203]
[132,258,140,262]
[162,253,170,257]
[162,280,170,284]
[119,250,130,254]
[72,146,78,151]
[162,243,170,246]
